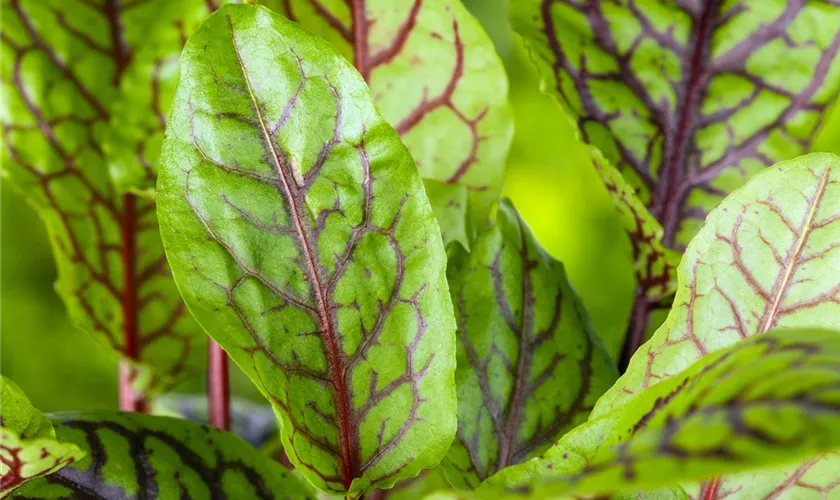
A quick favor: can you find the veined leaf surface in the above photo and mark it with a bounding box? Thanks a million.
[512,0,840,300]
[158,5,456,496]
[443,199,616,489]
[484,328,840,497]
[591,153,840,497]
[0,0,229,397]
[280,0,513,214]
[12,412,315,499]
[424,179,470,249]
[0,377,83,498]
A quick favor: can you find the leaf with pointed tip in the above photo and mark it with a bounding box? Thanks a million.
[588,152,840,496]
[483,328,840,498]
[0,0,226,398]
[12,412,315,499]
[512,0,840,299]
[424,179,470,249]
[279,0,513,217]
[442,199,616,489]
[157,5,456,496]
[0,377,84,498]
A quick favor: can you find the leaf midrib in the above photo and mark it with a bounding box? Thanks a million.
[226,16,357,489]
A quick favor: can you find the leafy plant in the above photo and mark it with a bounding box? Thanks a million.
[3,2,840,500]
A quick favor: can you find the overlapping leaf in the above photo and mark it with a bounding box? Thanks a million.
[512,0,840,303]
[483,328,840,498]
[442,199,616,489]
[0,0,234,398]
[587,153,840,497]
[0,377,83,498]
[280,0,513,217]
[11,412,315,499]
[424,180,470,249]
[157,5,456,496]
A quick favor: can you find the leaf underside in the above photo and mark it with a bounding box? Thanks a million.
[485,328,840,498]
[513,0,840,299]
[280,0,513,217]
[158,5,456,496]
[1,378,84,498]
[0,0,229,396]
[443,199,616,489]
[11,412,315,500]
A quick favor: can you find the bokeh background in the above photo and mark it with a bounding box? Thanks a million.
[4,0,840,412]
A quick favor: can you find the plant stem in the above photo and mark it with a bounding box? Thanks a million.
[119,193,147,412]
[208,340,231,430]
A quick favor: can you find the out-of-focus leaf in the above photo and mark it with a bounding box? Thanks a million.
[152,393,278,448]
[443,199,616,489]
[12,412,315,499]
[279,0,513,219]
[485,328,840,497]
[512,0,840,304]
[0,0,227,398]
[424,180,470,249]
[0,377,83,498]
[158,5,456,496]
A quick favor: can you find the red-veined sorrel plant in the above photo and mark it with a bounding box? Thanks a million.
[2,2,840,499]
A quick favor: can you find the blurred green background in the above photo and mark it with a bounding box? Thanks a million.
[3,0,840,412]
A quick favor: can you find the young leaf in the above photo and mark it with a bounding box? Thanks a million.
[11,412,315,499]
[0,377,84,498]
[0,0,222,399]
[279,0,514,215]
[590,152,840,496]
[484,328,840,497]
[157,5,457,496]
[442,199,616,489]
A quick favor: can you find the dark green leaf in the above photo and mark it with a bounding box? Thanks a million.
[0,377,83,498]
[442,199,616,489]
[485,328,840,497]
[157,5,457,496]
[12,412,315,499]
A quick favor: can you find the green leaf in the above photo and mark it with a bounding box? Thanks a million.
[512,0,840,297]
[484,328,840,497]
[442,199,616,489]
[0,0,222,397]
[12,412,315,499]
[279,0,513,216]
[424,180,471,250]
[157,4,457,496]
[592,152,840,496]
[0,377,84,498]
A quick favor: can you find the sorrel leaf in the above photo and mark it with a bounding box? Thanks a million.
[0,377,84,498]
[512,0,840,331]
[589,152,840,496]
[279,0,513,216]
[157,5,457,495]
[12,412,315,500]
[0,0,221,398]
[484,328,840,497]
[442,199,616,489]
[424,180,470,249]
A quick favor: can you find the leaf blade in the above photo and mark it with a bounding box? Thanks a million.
[158,4,457,495]
[442,199,617,489]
